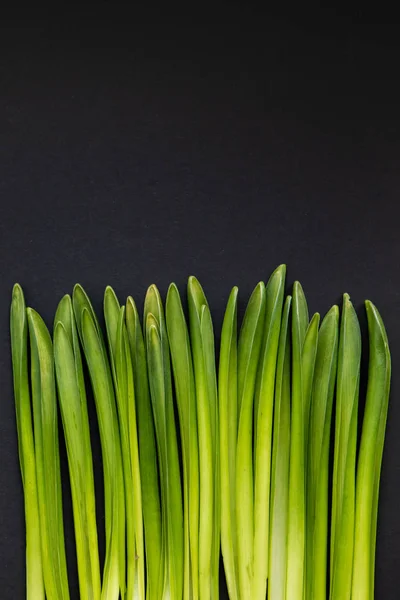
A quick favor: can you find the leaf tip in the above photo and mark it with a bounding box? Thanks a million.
[12,283,24,300]
[272,263,287,278]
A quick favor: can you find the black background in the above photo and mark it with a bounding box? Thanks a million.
[1,5,400,598]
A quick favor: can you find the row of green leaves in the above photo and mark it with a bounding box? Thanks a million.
[11,266,390,600]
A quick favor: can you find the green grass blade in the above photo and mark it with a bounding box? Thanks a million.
[145,285,183,600]
[73,286,124,600]
[302,312,320,463]
[54,295,101,600]
[53,323,94,600]
[188,276,220,600]
[305,305,339,600]
[104,287,145,600]
[352,301,391,600]
[236,281,266,599]
[126,297,162,600]
[123,326,145,600]
[252,264,286,600]
[286,281,309,600]
[166,283,200,600]
[27,308,70,600]
[218,287,239,600]
[302,309,320,600]
[367,303,391,597]
[330,294,361,600]
[10,285,44,600]
[199,303,220,600]
[54,295,100,594]
[268,295,291,600]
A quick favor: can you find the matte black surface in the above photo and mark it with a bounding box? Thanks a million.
[1,7,400,598]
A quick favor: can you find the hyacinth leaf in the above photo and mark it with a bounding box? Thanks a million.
[306,305,339,600]
[352,301,391,600]
[330,294,361,600]
[166,283,200,600]
[286,281,309,600]
[187,276,220,600]
[236,281,266,599]
[54,294,101,600]
[104,287,145,600]
[126,296,162,600]
[73,285,124,600]
[10,285,44,600]
[145,285,183,600]
[252,264,286,600]
[268,294,291,600]
[27,308,70,600]
[218,286,239,600]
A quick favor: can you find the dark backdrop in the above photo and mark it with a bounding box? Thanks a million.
[1,5,400,598]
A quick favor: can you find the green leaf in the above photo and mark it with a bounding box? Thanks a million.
[306,305,339,600]
[330,294,361,600]
[235,281,266,599]
[126,297,162,600]
[286,281,309,600]
[200,303,220,600]
[187,276,220,600]
[104,288,145,600]
[252,264,286,600]
[218,286,239,600]
[54,295,101,600]
[352,301,391,600]
[302,312,320,461]
[145,285,183,600]
[10,285,44,600]
[268,295,291,600]
[73,285,124,600]
[27,308,70,600]
[166,283,200,600]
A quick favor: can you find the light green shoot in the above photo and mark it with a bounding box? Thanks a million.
[187,276,220,600]
[166,283,200,600]
[126,297,162,600]
[54,295,101,600]
[236,281,266,599]
[286,281,309,600]
[145,285,183,600]
[352,301,391,600]
[268,295,291,600]
[252,264,286,600]
[218,287,239,600]
[330,294,361,600]
[27,308,70,600]
[306,305,339,600]
[301,309,320,600]
[104,287,145,600]
[302,312,320,466]
[10,285,44,600]
[73,285,125,600]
